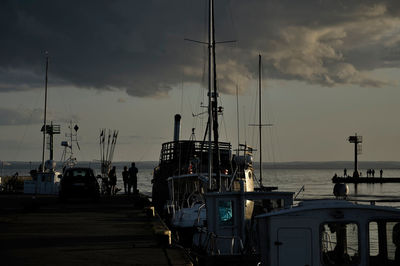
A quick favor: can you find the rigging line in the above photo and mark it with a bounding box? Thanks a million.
[180,80,184,115]
[261,58,279,170]
[249,79,258,149]
[220,114,229,142]
[242,105,247,144]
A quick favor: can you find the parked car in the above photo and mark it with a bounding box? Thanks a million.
[59,167,100,200]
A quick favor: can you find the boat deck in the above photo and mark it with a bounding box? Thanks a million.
[0,194,192,266]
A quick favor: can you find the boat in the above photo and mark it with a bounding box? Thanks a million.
[151,0,255,245]
[191,180,400,266]
[152,116,255,244]
[24,161,62,195]
[257,198,400,266]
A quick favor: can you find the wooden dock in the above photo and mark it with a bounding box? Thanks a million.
[0,194,192,266]
[332,176,400,184]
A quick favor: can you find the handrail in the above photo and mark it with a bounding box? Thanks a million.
[202,231,244,255]
[196,203,206,225]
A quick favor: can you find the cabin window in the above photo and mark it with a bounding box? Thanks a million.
[218,200,234,226]
[321,222,360,265]
[369,221,379,256]
[368,220,400,266]
[386,222,400,261]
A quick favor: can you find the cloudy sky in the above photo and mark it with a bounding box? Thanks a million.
[1,0,400,163]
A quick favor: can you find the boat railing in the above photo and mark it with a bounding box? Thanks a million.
[159,140,231,163]
[204,232,244,255]
[228,168,239,191]
[196,203,206,225]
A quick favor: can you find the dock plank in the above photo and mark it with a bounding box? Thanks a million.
[0,194,192,266]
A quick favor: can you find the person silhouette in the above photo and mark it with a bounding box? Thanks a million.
[128,162,138,195]
[109,166,117,195]
[122,166,129,194]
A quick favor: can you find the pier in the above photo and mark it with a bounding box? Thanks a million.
[0,194,192,266]
[332,176,400,184]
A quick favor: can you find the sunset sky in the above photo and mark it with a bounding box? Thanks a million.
[1,0,400,163]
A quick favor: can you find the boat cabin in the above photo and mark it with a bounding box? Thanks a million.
[24,171,61,195]
[256,200,400,266]
[24,160,61,195]
[193,189,294,256]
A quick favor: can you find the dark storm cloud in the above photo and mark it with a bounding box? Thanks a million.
[1,0,399,97]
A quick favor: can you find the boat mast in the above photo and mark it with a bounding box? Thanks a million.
[249,55,273,188]
[41,52,49,172]
[258,54,262,187]
[236,85,240,155]
[207,0,213,190]
[211,0,221,191]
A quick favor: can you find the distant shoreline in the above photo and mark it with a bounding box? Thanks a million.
[2,161,400,170]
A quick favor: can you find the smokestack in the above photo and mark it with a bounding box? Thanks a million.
[174,114,181,141]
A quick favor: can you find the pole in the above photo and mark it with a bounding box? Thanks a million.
[207,0,213,190]
[41,53,48,172]
[211,0,221,191]
[258,54,263,187]
[236,85,240,155]
[354,134,358,177]
[49,122,53,160]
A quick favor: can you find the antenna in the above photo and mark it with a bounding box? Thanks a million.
[61,121,79,169]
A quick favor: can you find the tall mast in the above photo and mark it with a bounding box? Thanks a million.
[207,0,213,190]
[258,54,262,187]
[236,85,240,155]
[41,52,49,172]
[211,0,221,191]
[249,55,272,187]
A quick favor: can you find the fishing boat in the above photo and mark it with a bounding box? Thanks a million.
[152,117,255,244]
[191,180,400,266]
[151,0,255,245]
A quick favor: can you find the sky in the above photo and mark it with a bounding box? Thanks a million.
[1,0,400,163]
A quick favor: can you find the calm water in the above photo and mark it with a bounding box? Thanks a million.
[2,161,400,206]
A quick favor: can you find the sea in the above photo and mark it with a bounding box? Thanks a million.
[2,160,400,207]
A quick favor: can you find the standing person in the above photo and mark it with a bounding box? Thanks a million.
[128,162,138,195]
[344,168,347,177]
[372,169,375,178]
[122,166,129,194]
[109,166,117,196]
[380,169,383,178]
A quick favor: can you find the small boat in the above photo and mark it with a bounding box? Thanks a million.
[257,198,400,266]
[192,183,400,266]
[24,160,61,195]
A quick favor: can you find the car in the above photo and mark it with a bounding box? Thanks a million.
[59,167,100,200]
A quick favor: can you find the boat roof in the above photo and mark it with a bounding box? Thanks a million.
[255,199,400,219]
